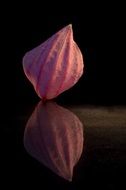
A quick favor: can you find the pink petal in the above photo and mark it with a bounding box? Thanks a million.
[22,24,84,100]
[24,101,84,181]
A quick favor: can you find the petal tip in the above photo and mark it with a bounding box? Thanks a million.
[68,23,72,27]
[67,24,72,30]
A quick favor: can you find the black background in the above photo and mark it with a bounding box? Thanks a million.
[4,3,126,190]
[10,4,126,106]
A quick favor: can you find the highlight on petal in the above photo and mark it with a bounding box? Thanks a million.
[23,101,84,181]
[22,24,84,100]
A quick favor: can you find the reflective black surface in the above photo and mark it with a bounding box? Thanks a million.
[12,103,126,189]
[24,101,84,181]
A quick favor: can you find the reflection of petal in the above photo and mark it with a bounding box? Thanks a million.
[24,101,84,181]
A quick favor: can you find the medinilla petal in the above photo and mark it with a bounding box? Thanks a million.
[22,24,84,100]
[24,101,84,181]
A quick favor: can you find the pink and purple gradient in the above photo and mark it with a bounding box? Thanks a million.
[22,24,84,100]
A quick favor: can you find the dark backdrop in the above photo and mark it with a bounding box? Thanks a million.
[13,15,126,105]
[4,3,126,190]
[12,12,126,106]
